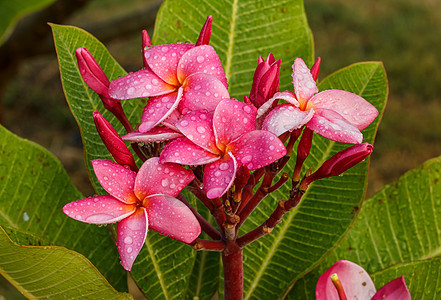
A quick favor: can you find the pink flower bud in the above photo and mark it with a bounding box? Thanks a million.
[301,143,373,189]
[75,48,110,97]
[196,15,213,46]
[250,53,281,108]
[93,111,137,171]
[310,57,321,82]
[142,30,152,67]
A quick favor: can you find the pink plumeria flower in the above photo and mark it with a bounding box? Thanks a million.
[316,260,411,300]
[62,158,200,271]
[108,43,229,133]
[257,58,378,144]
[159,98,287,199]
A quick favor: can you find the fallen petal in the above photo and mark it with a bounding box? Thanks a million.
[144,194,201,243]
[310,89,379,130]
[160,138,220,166]
[177,45,227,88]
[139,88,183,133]
[292,58,318,102]
[316,260,376,300]
[109,68,176,100]
[229,130,286,170]
[144,43,194,86]
[116,208,148,271]
[262,104,314,136]
[135,157,194,199]
[371,276,411,300]
[63,195,136,224]
[91,159,137,204]
[203,153,237,199]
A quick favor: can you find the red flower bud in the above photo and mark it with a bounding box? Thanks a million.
[75,48,110,97]
[142,30,152,67]
[93,111,137,171]
[310,57,321,82]
[301,143,373,189]
[196,15,213,46]
[250,53,281,108]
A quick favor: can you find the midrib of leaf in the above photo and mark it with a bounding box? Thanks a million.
[195,250,209,295]
[144,238,170,300]
[224,0,238,83]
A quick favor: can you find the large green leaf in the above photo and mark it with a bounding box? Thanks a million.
[153,0,314,97]
[0,0,55,45]
[287,156,441,298]
[50,23,144,194]
[0,227,132,299]
[0,124,127,291]
[239,62,387,299]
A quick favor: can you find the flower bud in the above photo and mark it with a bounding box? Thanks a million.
[93,111,137,171]
[310,57,321,82]
[142,30,152,67]
[75,48,110,97]
[301,143,373,189]
[250,53,281,108]
[196,15,213,46]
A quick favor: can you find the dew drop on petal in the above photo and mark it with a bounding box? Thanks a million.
[197,126,206,134]
[180,120,189,127]
[124,236,133,244]
[197,56,205,63]
[127,247,133,253]
[162,178,170,187]
[219,163,229,171]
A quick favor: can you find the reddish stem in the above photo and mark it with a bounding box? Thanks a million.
[191,238,225,251]
[222,242,243,300]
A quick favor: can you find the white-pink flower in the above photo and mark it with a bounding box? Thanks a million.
[257,58,378,144]
[62,158,200,271]
[108,44,229,134]
[316,260,411,300]
[159,98,287,199]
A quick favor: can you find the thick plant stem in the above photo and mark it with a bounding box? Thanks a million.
[222,242,243,300]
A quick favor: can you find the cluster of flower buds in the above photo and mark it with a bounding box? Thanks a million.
[63,16,380,273]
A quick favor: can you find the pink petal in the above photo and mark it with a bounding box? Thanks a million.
[213,99,257,146]
[122,127,182,143]
[116,208,148,271]
[160,138,220,166]
[139,88,183,133]
[292,58,318,101]
[257,91,299,117]
[175,110,218,154]
[108,68,176,100]
[63,195,136,224]
[372,277,411,300]
[229,130,287,169]
[179,73,229,113]
[307,110,363,144]
[262,104,314,136]
[144,194,201,243]
[91,159,137,204]
[203,153,237,199]
[134,157,195,199]
[310,89,379,130]
[162,109,181,130]
[144,43,194,86]
[177,45,227,87]
[316,260,376,300]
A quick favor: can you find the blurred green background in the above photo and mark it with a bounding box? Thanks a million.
[0,0,440,298]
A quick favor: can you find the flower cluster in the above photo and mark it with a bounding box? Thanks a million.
[63,16,380,274]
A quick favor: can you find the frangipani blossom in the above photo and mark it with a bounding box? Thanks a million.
[160,99,287,199]
[63,158,200,271]
[108,43,229,133]
[316,260,411,300]
[257,58,378,144]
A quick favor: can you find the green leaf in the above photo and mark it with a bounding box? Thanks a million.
[0,227,132,299]
[50,23,144,193]
[0,0,55,45]
[240,62,388,299]
[287,155,441,298]
[371,257,441,299]
[0,124,127,291]
[153,0,314,98]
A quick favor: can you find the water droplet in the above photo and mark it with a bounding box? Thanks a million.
[127,247,133,253]
[162,178,170,187]
[152,79,159,85]
[197,56,205,63]
[124,236,133,244]
[219,163,229,171]
[23,212,29,222]
[180,120,189,127]
[197,126,206,134]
